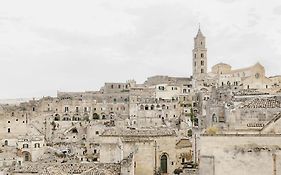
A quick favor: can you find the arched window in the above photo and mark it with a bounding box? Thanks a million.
[160,154,168,173]
[23,152,31,161]
[4,140,8,146]
[54,115,60,121]
[145,105,149,110]
[212,114,217,123]
[102,115,106,119]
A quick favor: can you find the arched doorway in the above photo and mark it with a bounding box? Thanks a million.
[22,151,31,161]
[160,154,168,173]
[212,114,217,123]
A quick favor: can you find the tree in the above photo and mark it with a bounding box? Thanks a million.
[189,108,195,125]
[174,168,183,175]
[188,129,192,137]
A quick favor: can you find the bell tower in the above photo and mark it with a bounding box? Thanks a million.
[192,27,207,83]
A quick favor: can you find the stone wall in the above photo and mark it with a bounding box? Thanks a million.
[199,134,281,175]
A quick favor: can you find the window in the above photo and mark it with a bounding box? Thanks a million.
[194,61,196,66]
[7,128,10,133]
[23,144,29,148]
[34,143,40,148]
[32,107,35,111]
[7,121,10,123]
[4,140,8,146]
[201,60,204,66]
[118,85,121,89]
[76,107,79,112]
[160,154,168,173]
[64,107,69,112]
[201,53,204,58]
[94,149,97,154]
[95,131,99,135]
[194,53,196,58]
[201,69,204,73]
[24,152,31,161]
[111,84,114,89]
[212,114,217,122]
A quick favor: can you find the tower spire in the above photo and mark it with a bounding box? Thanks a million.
[196,24,204,38]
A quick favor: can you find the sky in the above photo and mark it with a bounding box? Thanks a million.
[0,0,281,99]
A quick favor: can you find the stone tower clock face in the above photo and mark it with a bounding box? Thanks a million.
[255,73,260,79]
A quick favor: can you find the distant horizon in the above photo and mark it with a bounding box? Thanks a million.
[0,60,281,100]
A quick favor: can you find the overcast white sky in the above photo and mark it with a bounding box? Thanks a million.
[0,0,281,99]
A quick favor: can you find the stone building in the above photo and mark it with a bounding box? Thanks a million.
[1,26,281,175]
